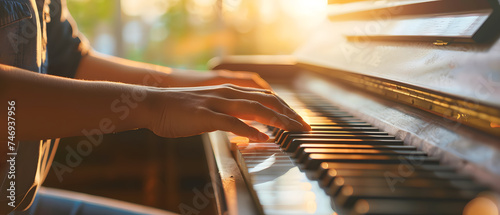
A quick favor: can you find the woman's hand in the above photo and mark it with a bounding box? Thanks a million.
[146,84,310,141]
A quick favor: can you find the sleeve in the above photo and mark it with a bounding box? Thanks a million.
[46,0,90,78]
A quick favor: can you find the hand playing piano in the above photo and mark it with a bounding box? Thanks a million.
[146,84,311,141]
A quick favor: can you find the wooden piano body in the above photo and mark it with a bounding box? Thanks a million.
[202,0,500,214]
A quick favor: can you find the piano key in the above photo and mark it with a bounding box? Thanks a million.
[313,162,455,180]
[328,177,483,196]
[315,118,366,122]
[315,111,351,115]
[335,185,478,208]
[321,114,355,118]
[242,156,291,161]
[241,152,282,156]
[281,133,395,149]
[275,125,377,141]
[297,148,426,163]
[319,168,471,188]
[285,138,404,152]
[303,154,440,170]
[350,199,468,215]
[309,122,372,126]
[321,114,356,119]
[274,125,378,141]
[245,163,295,168]
[245,160,292,165]
[310,126,380,131]
[294,144,417,159]
[276,130,389,145]
[240,149,282,154]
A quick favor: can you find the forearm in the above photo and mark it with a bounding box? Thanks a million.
[0,64,151,141]
[75,51,271,89]
[74,51,172,87]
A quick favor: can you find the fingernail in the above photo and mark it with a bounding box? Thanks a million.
[292,120,305,130]
[303,122,312,131]
[256,133,269,142]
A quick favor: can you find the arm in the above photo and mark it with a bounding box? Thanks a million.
[0,64,308,142]
[74,51,272,89]
[0,64,150,141]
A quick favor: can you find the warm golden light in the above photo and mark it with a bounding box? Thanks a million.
[464,193,500,215]
[121,0,175,22]
[230,136,250,145]
[354,199,370,214]
[342,185,354,196]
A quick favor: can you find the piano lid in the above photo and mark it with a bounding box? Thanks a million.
[294,0,500,108]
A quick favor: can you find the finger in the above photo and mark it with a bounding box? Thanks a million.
[217,70,272,90]
[214,88,310,129]
[212,99,308,131]
[232,77,272,90]
[220,83,272,94]
[203,108,269,141]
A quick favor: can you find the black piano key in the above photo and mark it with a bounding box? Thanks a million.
[318,118,366,123]
[273,129,286,140]
[328,177,483,197]
[285,138,403,152]
[297,148,426,163]
[319,168,471,188]
[313,162,454,180]
[277,130,389,143]
[309,122,372,126]
[335,185,478,208]
[303,154,440,170]
[278,132,392,147]
[294,144,417,159]
[350,199,468,215]
[310,126,380,131]
[275,127,378,143]
[271,127,280,136]
[274,125,381,143]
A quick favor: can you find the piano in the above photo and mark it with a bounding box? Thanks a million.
[202,0,500,214]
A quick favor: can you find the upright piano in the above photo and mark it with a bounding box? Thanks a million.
[202,0,500,214]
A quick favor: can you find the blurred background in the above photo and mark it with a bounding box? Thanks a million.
[68,0,327,69]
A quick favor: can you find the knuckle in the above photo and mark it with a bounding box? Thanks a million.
[218,84,237,95]
[222,83,236,89]
[226,116,241,125]
[247,100,262,109]
[268,94,281,103]
[194,107,209,115]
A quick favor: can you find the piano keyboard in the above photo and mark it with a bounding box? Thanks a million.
[229,88,490,215]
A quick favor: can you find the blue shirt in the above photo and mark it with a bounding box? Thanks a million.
[0,0,89,75]
[0,0,88,213]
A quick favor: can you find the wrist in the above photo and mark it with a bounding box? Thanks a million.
[126,85,159,130]
[140,86,168,132]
